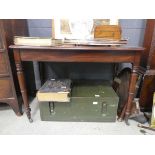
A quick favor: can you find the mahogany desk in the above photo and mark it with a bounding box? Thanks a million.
[9,45,144,123]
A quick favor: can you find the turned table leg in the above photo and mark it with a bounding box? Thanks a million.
[13,49,33,123]
[124,66,139,125]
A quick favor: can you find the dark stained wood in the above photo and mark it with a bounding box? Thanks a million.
[119,52,141,123]
[19,49,136,63]
[0,51,9,75]
[124,70,139,124]
[0,98,22,116]
[10,45,144,122]
[0,21,21,115]
[13,49,32,122]
[0,78,13,98]
[113,68,131,117]
[10,45,144,51]
[140,75,155,111]
[2,20,28,47]
[0,20,28,116]
[139,19,155,111]
[140,19,155,69]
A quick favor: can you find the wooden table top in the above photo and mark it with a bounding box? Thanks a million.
[9,45,145,51]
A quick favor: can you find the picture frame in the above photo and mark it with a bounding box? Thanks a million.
[52,19,119,40]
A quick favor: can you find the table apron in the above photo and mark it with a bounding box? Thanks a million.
[20,50,136,63]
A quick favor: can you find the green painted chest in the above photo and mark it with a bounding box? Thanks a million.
[39,81,119,122]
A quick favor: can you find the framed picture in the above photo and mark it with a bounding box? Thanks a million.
[52,19,119,40]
